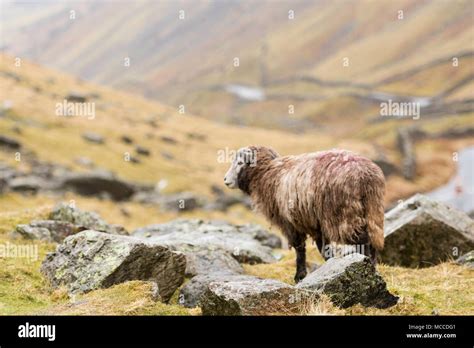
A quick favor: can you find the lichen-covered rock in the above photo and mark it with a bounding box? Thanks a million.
[168,244,243,277]
[455,250,474,268]
[179,272,249,308]
[40,230,186,302]
[381,194,474,267]
[200,275,310,315]
[133,219,277,264]
[296,253,398,309]
[13,220,79,243]
[236,223,282,249]
[49,203,128,235]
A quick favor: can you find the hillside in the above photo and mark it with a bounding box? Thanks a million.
[2,0,473,131]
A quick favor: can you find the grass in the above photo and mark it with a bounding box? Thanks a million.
[0,205,473,316]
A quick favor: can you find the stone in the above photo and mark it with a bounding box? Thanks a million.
[132,219,277,264]
[40,230,186,302]
[135,146,150,156]
[158,192,204,212]
[0,135,21,150]
[381,194,474,267]
[455,250,474,268]
[60,171,135,201]
[180,272,250,308]
[82,132,104,144]
[66,92,87,103]
[167,244,243,277]
[296,253,398,309]
[160,136,177,144]
[49,203,128,235]
[13,220,79,243]
[200,275,310,315]
[8,176,51,193]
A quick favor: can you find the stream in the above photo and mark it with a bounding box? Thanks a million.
[427,146,474,214]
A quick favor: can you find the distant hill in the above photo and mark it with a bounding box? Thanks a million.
[2,0,472,131]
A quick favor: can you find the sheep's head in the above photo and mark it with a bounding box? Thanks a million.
[224,146,279,191]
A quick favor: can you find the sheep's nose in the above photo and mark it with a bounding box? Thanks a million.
[224,177,230,186]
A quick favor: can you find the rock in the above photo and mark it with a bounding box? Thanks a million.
[180,272,250,308]
[133,219,277,264]
[200,275,309,315]
[373,158,399,178]
[120,135,133,144]
[160,136,177,144]
[74,157,94,168]
[161,151,174,160]
[167,244,243,277]
[236,223,282,249]
[49,203,128,235]
[8,176,51,193]
[0,135,21,150]
[66,92,87,103]
[455,250,474,268]
[186,132,206,142]
[60,171,135,201]
[296,253,398,309]
[158,192,203,212]
[208,184,252,211]
[135,145,150,156]
[397,128,416,180]
[381,194,474,267]
[82,132,104,144]
[41,230,186,301]
[13,220,79,243]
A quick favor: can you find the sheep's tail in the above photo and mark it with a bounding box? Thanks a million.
[365,178,385,251]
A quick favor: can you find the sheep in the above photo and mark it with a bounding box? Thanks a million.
[224,146,385,283]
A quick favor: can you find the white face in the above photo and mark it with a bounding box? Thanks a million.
[224,147,255,189]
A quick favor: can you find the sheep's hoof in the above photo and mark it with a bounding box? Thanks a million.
[294,271,307,283]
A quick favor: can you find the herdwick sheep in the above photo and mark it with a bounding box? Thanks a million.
[224,146,385,283]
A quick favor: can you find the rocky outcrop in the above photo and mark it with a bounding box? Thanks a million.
[13,220,79,243]
[381,194,474,268]
[173,245,244,277]
[41,230,186,302]
[49,203,128,235]
[0,135,21,150]
[200,275,310,315]
[397,127,416,180]
[455,250,474,268]
[82,132,104,144]
[60,171,135,201]
[296,253,398,309]
[132,219,279,265]
[179,272,249,308]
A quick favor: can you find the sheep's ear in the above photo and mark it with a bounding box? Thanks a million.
[268,148,279,159]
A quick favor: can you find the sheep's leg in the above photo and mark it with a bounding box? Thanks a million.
[293,235,307,283]
[315,233,325,259]
[369,245,378,265]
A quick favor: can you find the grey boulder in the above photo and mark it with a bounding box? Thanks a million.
[200,275,310,315]
[381,194,474,267]
[455,250,474,268]
[41,230,186,302]
[49,203,128,235]
[13,220,79,243]
[296,253,398,309]
[133,219,277,264]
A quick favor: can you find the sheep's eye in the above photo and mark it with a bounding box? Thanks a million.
[237,161,244,166]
